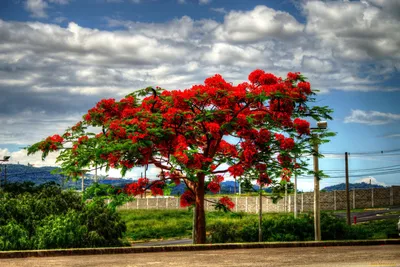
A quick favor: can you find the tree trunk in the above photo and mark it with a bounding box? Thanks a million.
[195,173,206,244]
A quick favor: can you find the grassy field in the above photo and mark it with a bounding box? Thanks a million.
[119,209,398,242]
[120,209,261,241]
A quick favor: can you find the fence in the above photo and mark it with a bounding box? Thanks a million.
[117,186,400,213]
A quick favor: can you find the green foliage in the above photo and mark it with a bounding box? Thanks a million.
[0,182,127,250]
[83,183,133,211]
[34,210,87,249]
[0,221,31,250]
[207,212,386,243]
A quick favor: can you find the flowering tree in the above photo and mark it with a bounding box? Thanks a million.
[28,70,332,244]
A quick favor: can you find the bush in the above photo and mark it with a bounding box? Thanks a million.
[34,210,87,249]
[0,182,127,250]
[208,212,377,243]
[0,221,31,250]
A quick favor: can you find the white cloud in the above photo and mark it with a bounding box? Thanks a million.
[1,3,400,147]
[0,148,60,167]
[53,16,67,23]
[25,0,48,18]
[344,109,400,125]
[210,7,227,14]
[25,0,71,18]
[199,0,211,5]
[303,0,400,62]
[354,176,386,186]
[215,5,304,43]
[383,134,400,138]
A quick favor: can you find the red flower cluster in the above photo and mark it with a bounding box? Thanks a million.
[277,154,292,167]
[228,164,244,177]
[287,72,300,81]
[180,190,195,207]
[275,134,295,151]
[207,175,224,193]
[124,178,148,196]
[298,82,312,95]
[77,135,89,144]
[50,134,64,143]
[257,173,271,186]
[38,134,64,152]
[218,196,235,211]
[249,69,278,85]
[150,181,165,196]
[293,118,310,135]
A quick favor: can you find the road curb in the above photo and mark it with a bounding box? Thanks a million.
[1,239,399,259]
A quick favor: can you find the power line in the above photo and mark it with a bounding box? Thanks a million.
[323,164,400,173]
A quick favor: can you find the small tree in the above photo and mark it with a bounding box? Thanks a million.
[28,70,333,244]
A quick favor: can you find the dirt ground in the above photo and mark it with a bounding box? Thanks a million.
[1,245,399,267]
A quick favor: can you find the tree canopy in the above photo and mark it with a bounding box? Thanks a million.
[28,69,333,243]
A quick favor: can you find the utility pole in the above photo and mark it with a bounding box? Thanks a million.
[284,183,288,212]
[258,186,263,242]
[313,136,321,241]
[345,152,351,226]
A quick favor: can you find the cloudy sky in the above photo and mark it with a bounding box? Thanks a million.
[0,0,399,190]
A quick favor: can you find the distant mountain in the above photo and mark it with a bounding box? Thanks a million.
[5,164,383,194]
[322,182,385,192]
[0,164,135,190]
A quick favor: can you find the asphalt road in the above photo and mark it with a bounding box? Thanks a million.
[1,245,399,267]
[335,207,400,223]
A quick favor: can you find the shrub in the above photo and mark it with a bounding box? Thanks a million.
[0,182,127,250]
[207,212,376,243]
[0,221,31,250]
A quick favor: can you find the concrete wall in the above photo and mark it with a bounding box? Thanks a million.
[117,186,400,212]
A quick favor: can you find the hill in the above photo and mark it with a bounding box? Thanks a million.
[321,182,385,192]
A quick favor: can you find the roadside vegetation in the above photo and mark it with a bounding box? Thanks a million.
[1,182,397,251]
[0,182,128,251]
[120,209,398,243]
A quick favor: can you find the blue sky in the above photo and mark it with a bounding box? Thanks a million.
[0,0,399,191]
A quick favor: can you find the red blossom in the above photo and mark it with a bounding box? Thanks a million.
[259,73,278,85]
[124,178,149,196]
[207,181,220,193]
[287,72,300,81]
[218,196,235,211]
[257,173,271,186]
[228,164,244,177]
[298,81,311,95]
[207,175,224,193]
[180,190,195,207]
[150,181,165,196]
[293,118,310,135]
[50,134,64,143]
[77,136,89,144]
[248,69,265,84]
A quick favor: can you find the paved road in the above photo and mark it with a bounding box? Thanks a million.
[1,245,399,267]
[335,207,400,223]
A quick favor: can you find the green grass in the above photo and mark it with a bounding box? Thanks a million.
[120,209,273,241]
[120,209,193,241]
[119,209,399,242]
